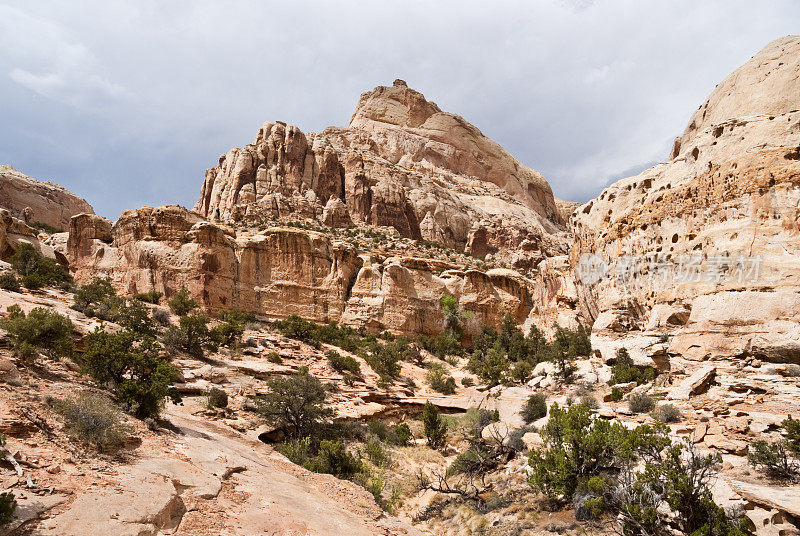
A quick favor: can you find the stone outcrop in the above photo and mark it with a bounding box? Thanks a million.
[67,205,544,336]
[0,165,93,231]
[571,36,800,363]
[195,80,568,270]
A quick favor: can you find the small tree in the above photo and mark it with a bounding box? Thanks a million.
[521,393,548,423]
[0,435,16,525]
[165,314,211,358]
[421,401,447,450]
[9,243,71,289]
[426,363,456,394]
[255,370,333,439]
[1,305,74,361]
[168,287,198,316]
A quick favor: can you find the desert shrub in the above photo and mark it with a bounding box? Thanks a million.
[421,401,447,449]
[164,314,211,358]
[326,350,361,375]
[610,387,623,402]
[527,403,668,503]
[81,329,180,419]
[363,436,391,468]
[579,394,599,410]
[617,441,748,536]
[267,352,283,364]
[72,277,119,317]
[206,387,228,409]
[609,347,656,386]
[276,436,313,467]
[209,309,253,347]
[394,423,412,446]
[426,362,456,394]
[152,307,171,326]
[521,393,548,424]
[508,425,536,452]
[1,305,74,361]
[134,290,162,304]
[748,416,800,481]
[628,392,655,414]
[364,340,403,386]
[116,299,157,336]
[418,332,463,360]
[652,403,681,423]
[167,287,198,316]
[9,243,71,289]
[0,272,20,292]
[467,345,509,386]
[52,391,132,452]
[0,435,16,525]
[309,439,362,477]
[254,371,333,439]
[461,377,474,387]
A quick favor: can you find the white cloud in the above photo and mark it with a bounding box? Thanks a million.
[0,5,130,108]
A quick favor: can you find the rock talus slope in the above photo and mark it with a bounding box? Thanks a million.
[572,35,800,364]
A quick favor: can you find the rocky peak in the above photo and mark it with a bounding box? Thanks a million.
[348,79,442,129]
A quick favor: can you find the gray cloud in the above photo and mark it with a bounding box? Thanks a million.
[1,0,798,218]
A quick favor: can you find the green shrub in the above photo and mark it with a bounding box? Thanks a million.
[73,278,118,314]
[609,347,656,386]
[579,394,599,410]
[134,290,162,304]
[168,287,198,316]
[610,387,623,402]
[652,403,681,423]
[116,299,158,336]
[52,392,133,452]
[628,392,655,414]
[326,350,361,375]
[164,313,211,358]
[521,393,548,423]
[467,345,509,386]
[363,436,391,468]
[418,331,462,360]
[206,387,228,409]
[364,340,403,386]
[394,423,412,446]
[421,401,447,449]
[1,305,74,361]
[209,309,253,347]
[0,435,16,525]
[254,371,333,439]
[152,307,171,326]
[426,362,456,394]
[461,377,474,387]
[81,329,180,419]
[309,439,362,477]
[0,272,20,292]
[527,403,669,503]
[9,243,71,289]
[267,352,283,364]
[784,415,800,455]
[748,440,798,481]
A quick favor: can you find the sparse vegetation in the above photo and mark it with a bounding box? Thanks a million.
[0,272,20,292]
[1,305,74,361]
[326,350,361,375]
[426,362,456,394]
[422,401,447,450]
[608,347,656,386]
[206,387,229,409]
[134,290,163,304]
[748,416,800,481]
[628,392,655,413]
[254,370,334,439]
[52,392,133,452]
[9,243,71,289]
[652,403,681,423]
[0,435,16,526]
[168,286,198,316]
[521,393,548,423]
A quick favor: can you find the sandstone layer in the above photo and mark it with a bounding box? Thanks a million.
[0,165,93,231]
[571,36,800,364]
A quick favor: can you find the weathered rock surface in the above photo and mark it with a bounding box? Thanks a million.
[573,36,800,363]
[195,80,568,269]
[0,165,93,231]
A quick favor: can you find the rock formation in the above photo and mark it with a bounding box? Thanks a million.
[195,80,568,267]
[0,165,93,231]
[572,35,800,364]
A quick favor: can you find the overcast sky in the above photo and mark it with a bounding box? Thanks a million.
[1,1,798,219]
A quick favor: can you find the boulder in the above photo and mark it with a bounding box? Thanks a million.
[668,366,716,400]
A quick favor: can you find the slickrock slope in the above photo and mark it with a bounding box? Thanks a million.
[0,165,93,232]
[572,35,800,364]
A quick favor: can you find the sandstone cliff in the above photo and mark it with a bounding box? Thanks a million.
[195,80,567,270]
[571,35,800,364]
[0,165,93,232]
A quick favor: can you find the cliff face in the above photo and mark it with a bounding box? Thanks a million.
[0,165,93,231]
[571,36,800,364]
[195,80,567,270]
